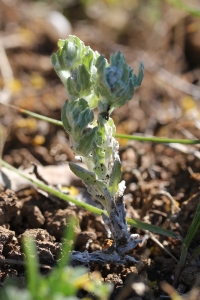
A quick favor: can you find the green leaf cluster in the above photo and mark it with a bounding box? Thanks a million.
[51,35,100,108]
[51,35,144,212]
[96,51,144,113]
[51,35,144,112]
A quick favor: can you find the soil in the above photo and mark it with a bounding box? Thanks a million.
[1,1,200,299]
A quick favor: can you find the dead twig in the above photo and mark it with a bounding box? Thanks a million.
[149,233,179,263]
[0,39,13,104]
[140,190,180,219]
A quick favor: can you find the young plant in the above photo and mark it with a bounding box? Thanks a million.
[51,35,144,265]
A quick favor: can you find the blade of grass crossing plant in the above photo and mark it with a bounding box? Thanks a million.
[0,158,103,215]
[1,102,200,145]
[0,101,63,127]
[57,216,77,269]
[127,218,182,240]
[0,158,182,240]
[23,237,40,298]
[115,134,200,144]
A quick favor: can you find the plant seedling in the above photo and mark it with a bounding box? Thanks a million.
[51,35,144,265]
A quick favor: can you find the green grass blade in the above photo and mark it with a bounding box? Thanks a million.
[1,102,200,145]
[0,158,103,215]
[23,237,40,298]
[115,133,200,144]
[127,218,182,240]
[0,158,182,240]
[174,243,187,286]
[184,203,200,248]
[57,216,77,269]
[0,102,63,127]
[166,0,200,18]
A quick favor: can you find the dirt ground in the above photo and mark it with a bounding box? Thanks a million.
[1,1,200,299]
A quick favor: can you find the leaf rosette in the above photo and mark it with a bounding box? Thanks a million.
[95,51,144,114]
[51,35,100,108]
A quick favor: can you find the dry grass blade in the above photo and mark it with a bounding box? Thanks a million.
[0,123,6,171]
[161,281,183,300]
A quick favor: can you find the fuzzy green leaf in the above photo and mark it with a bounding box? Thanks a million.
[108,159,122,196]
[69,162,97,185]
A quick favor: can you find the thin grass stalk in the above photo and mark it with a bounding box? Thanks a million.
[1,102,200,144]
[0,158,182,240]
